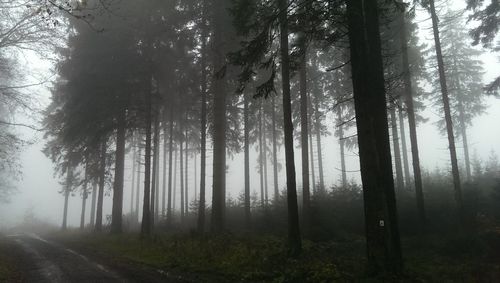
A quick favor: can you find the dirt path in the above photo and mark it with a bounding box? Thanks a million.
[2,233,222,283]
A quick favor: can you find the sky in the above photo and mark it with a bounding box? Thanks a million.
[0,0,499,229]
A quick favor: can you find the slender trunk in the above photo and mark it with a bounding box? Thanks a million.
[337,107,347,187]
[154,123,160,222]
[167,108,174,226]
[398,109,411,187]
[299,42,310,222]
[314,94,325,192]
[162,124,168,216]
[90,183,97,228]
[346,0,402,274]
[173,148,177,213]
[263,108,269,205]
[259,102,265,207]
[150,113,159,228]
[194,153,198,203]
[62,167,72,230]
[272,97,279,200]
[279,0,301,256]
[135,147,141,223]
[390,107,405,191]
[399,10,425,226]
[459,108,471,181]
[140,78,152,238]
[180,113,185,221]
[95,141,106,232]
[197,0,208,234]
[185,124,189,215]
[428,0,464,225]
[111,108,126,234]
[131,138,137,215]
[244,94,251,227]
[309,123,316,192]
[80,190,87,230]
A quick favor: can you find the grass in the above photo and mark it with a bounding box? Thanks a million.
[0,235,22,282]
[52,229,500,282]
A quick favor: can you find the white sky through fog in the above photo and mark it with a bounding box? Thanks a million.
[0,0,499,229]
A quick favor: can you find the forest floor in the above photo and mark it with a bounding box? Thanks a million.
[49,227,500,282]
[2,228,500,282]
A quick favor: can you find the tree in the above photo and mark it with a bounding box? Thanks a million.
[425,0,465,226]
[430,10,487,182]
[346,0,403,275]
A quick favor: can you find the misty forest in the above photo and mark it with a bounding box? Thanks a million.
[0,0,499,281]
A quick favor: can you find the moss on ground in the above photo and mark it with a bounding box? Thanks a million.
[53,229,500,282]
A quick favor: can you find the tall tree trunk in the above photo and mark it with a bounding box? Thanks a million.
[346,0,402,274]
[390,107,404,191]
[244,94,251,227]
[428,0,464,225]
[299,40,310,222]
[131,138,137,215]
[398,109,411,187]
[80,190,87,230]
[279,0,301,256]
[309,124,316,192]
[313,93,325,192]
[194,153,198,203]
[111,109,126,234]
[185,123,189,215]
[272,97,279,200]
[197,0,208,234]
[173,148,178,213]
[259,102,265,207]
[399,10,425,226]
[337,107,347,187]
[150,113,159,228]
[162,124,168,216]
[135,147,141,223]
[180,113,185,221]
[263,108,269,205]
[62,167,72,231]
[154,122,160,222]
[140,79,153,238]
[167,108,174,226]
[90,183,97,228]
[458,107,471,181]
[210,0,228,234]
[95,141,106,232]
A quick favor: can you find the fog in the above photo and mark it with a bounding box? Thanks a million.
[0,0,499,281]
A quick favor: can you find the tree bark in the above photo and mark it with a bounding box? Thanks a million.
[398,10,425,226]
[197,0,208,234]
[80,190,87,230]
[210,0,228,234]
[140,78,152,238]
[346,0,402,274]
[244,94,251,227]
[62,167,72,231]
[272,97,279,200]
[111,108,126,234]
[314,93,325,193]
[299,41,310,221]
[185,124,189,215]
[390,107,405,191]
[135,147,141,223]
[150,112,159,228]
[398,109,411,187]
[428,0,464,225]
[95,141,106,232]
[259,102,265,207]
[90,183,97,228]
[279,0,302,257]
[337,107,347,187]
[162,124,168,216]
[131,137,137,215]
[179,111,185,221]
[167,107,174,226]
